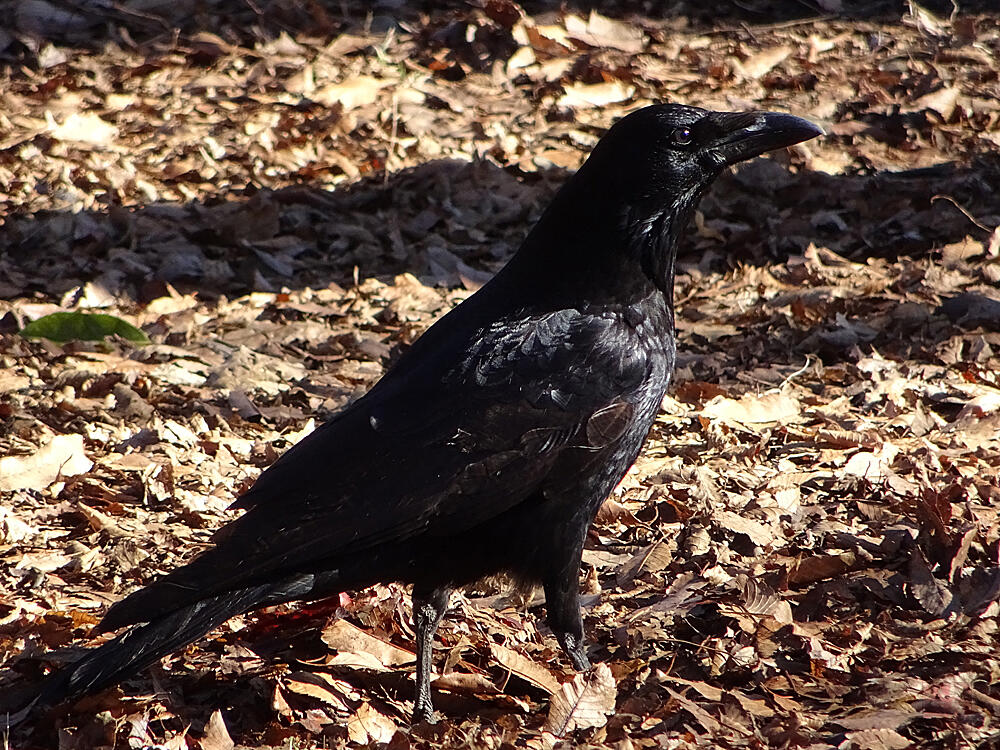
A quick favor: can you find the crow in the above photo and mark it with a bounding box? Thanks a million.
[35,104,820,723]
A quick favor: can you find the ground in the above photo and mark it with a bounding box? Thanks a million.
[1,1,1000,748]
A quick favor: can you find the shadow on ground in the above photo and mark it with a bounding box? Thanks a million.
[1,152,998,389]
[2,152,997,300]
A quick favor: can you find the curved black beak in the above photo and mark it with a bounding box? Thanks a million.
[707,111,823,166]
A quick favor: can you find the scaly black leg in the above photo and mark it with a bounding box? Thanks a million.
[543,549,591,671]
[411,585,452,723]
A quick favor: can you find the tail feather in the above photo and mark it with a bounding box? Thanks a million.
[38,573,320,707]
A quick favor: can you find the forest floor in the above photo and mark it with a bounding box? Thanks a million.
[2,1,1000,748]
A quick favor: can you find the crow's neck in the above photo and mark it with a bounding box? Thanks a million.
[500,180,700,312]
[624,191,701,304]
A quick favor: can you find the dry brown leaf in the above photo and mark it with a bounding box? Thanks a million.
[786,551,859,586]
[627,571,706,622]
[198,709,234,750]
[909,546,953,617]
[346,702,397,745]
[739,576,782,617]
[0,507,37,544]
[0,373,32,391]
[321,619,414,670]
[617,538,673,588]
[987,226,1000,258]
[312,76,389,109]
[432,671,499,695]
[519,22,572,55]
[844,728,912,750]
[908,86,961,120]
[738,45,793,80]
[77,504,128,537]
[47,111,118,146]
[281,672,353,711]
[661,686,723,733]
[145,290,200,315]
[733,691,777,718]
[558,81,635,109]
[544,663,616,735]
[564,11,647,54]
[835,708,932,731]
[490,642,561,695]
[661,674,723,701]
[844,443,899,480]
[0,433,93,491]
[15,550,72,573]
[905,0,951,37]
[701,391,800,425]
[714,510,775,547]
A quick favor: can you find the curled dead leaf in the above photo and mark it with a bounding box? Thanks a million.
[321,619,414,670]
[544,663,617,736]
[199,709,235,750]
[346,701,397,745]
[737,45,793,80]
[489,642,561,695]
[0,433,93,491]
[701,391,801,425]
[558,81,635,109]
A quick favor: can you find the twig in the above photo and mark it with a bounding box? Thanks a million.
[780,356,814,389]
[385,89,399,187]
[709,15,834,35]
[931,194,995,234]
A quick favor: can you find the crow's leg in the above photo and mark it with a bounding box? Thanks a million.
[411,585,452,723]
[543,540,591,671]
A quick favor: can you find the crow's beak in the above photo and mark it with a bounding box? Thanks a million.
[708,111,823,166]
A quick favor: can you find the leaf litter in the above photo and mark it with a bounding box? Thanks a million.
[1,0,1000,748]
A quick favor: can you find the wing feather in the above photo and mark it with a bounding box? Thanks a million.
[105,307,650,625]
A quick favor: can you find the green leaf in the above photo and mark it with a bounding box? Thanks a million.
[20,312,150,345]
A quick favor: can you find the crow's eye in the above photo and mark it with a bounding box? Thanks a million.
[672,127,693,146]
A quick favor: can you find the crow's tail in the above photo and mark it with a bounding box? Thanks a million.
[38,573,321,707]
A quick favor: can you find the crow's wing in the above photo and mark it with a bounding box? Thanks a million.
[101,307,649,628]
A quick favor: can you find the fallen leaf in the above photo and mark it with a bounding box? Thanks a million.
[661,686,723,733]
[627,571,706,622]
[907,86,961,120]
[312,76,389,109]
[0,434,93,491]
[786,551,859,586]
[199,709,234,750]
[844,443,899,480]
[321,620,414,670]
[844,728,911,750]
[617,538,673,588]
[432,671,499,695]
[47,111,117,146]
[281,671,353,712]
[909,546,953,616]
[544,663,616,735]
[905,0,951,37]
[558,80,634,109]
[490,642,561,694]
[564,11,647,54]
[701,391,800,425]
[714,511,775,547]
[20,311,149,344]
[346,702,397,745]
[738,45,793,80]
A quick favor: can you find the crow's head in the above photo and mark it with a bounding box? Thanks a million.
[545,103,821,294]
[591,103,822,209]
[510,103,820,300]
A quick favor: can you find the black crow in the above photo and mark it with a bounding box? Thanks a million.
[35,104,820,722]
